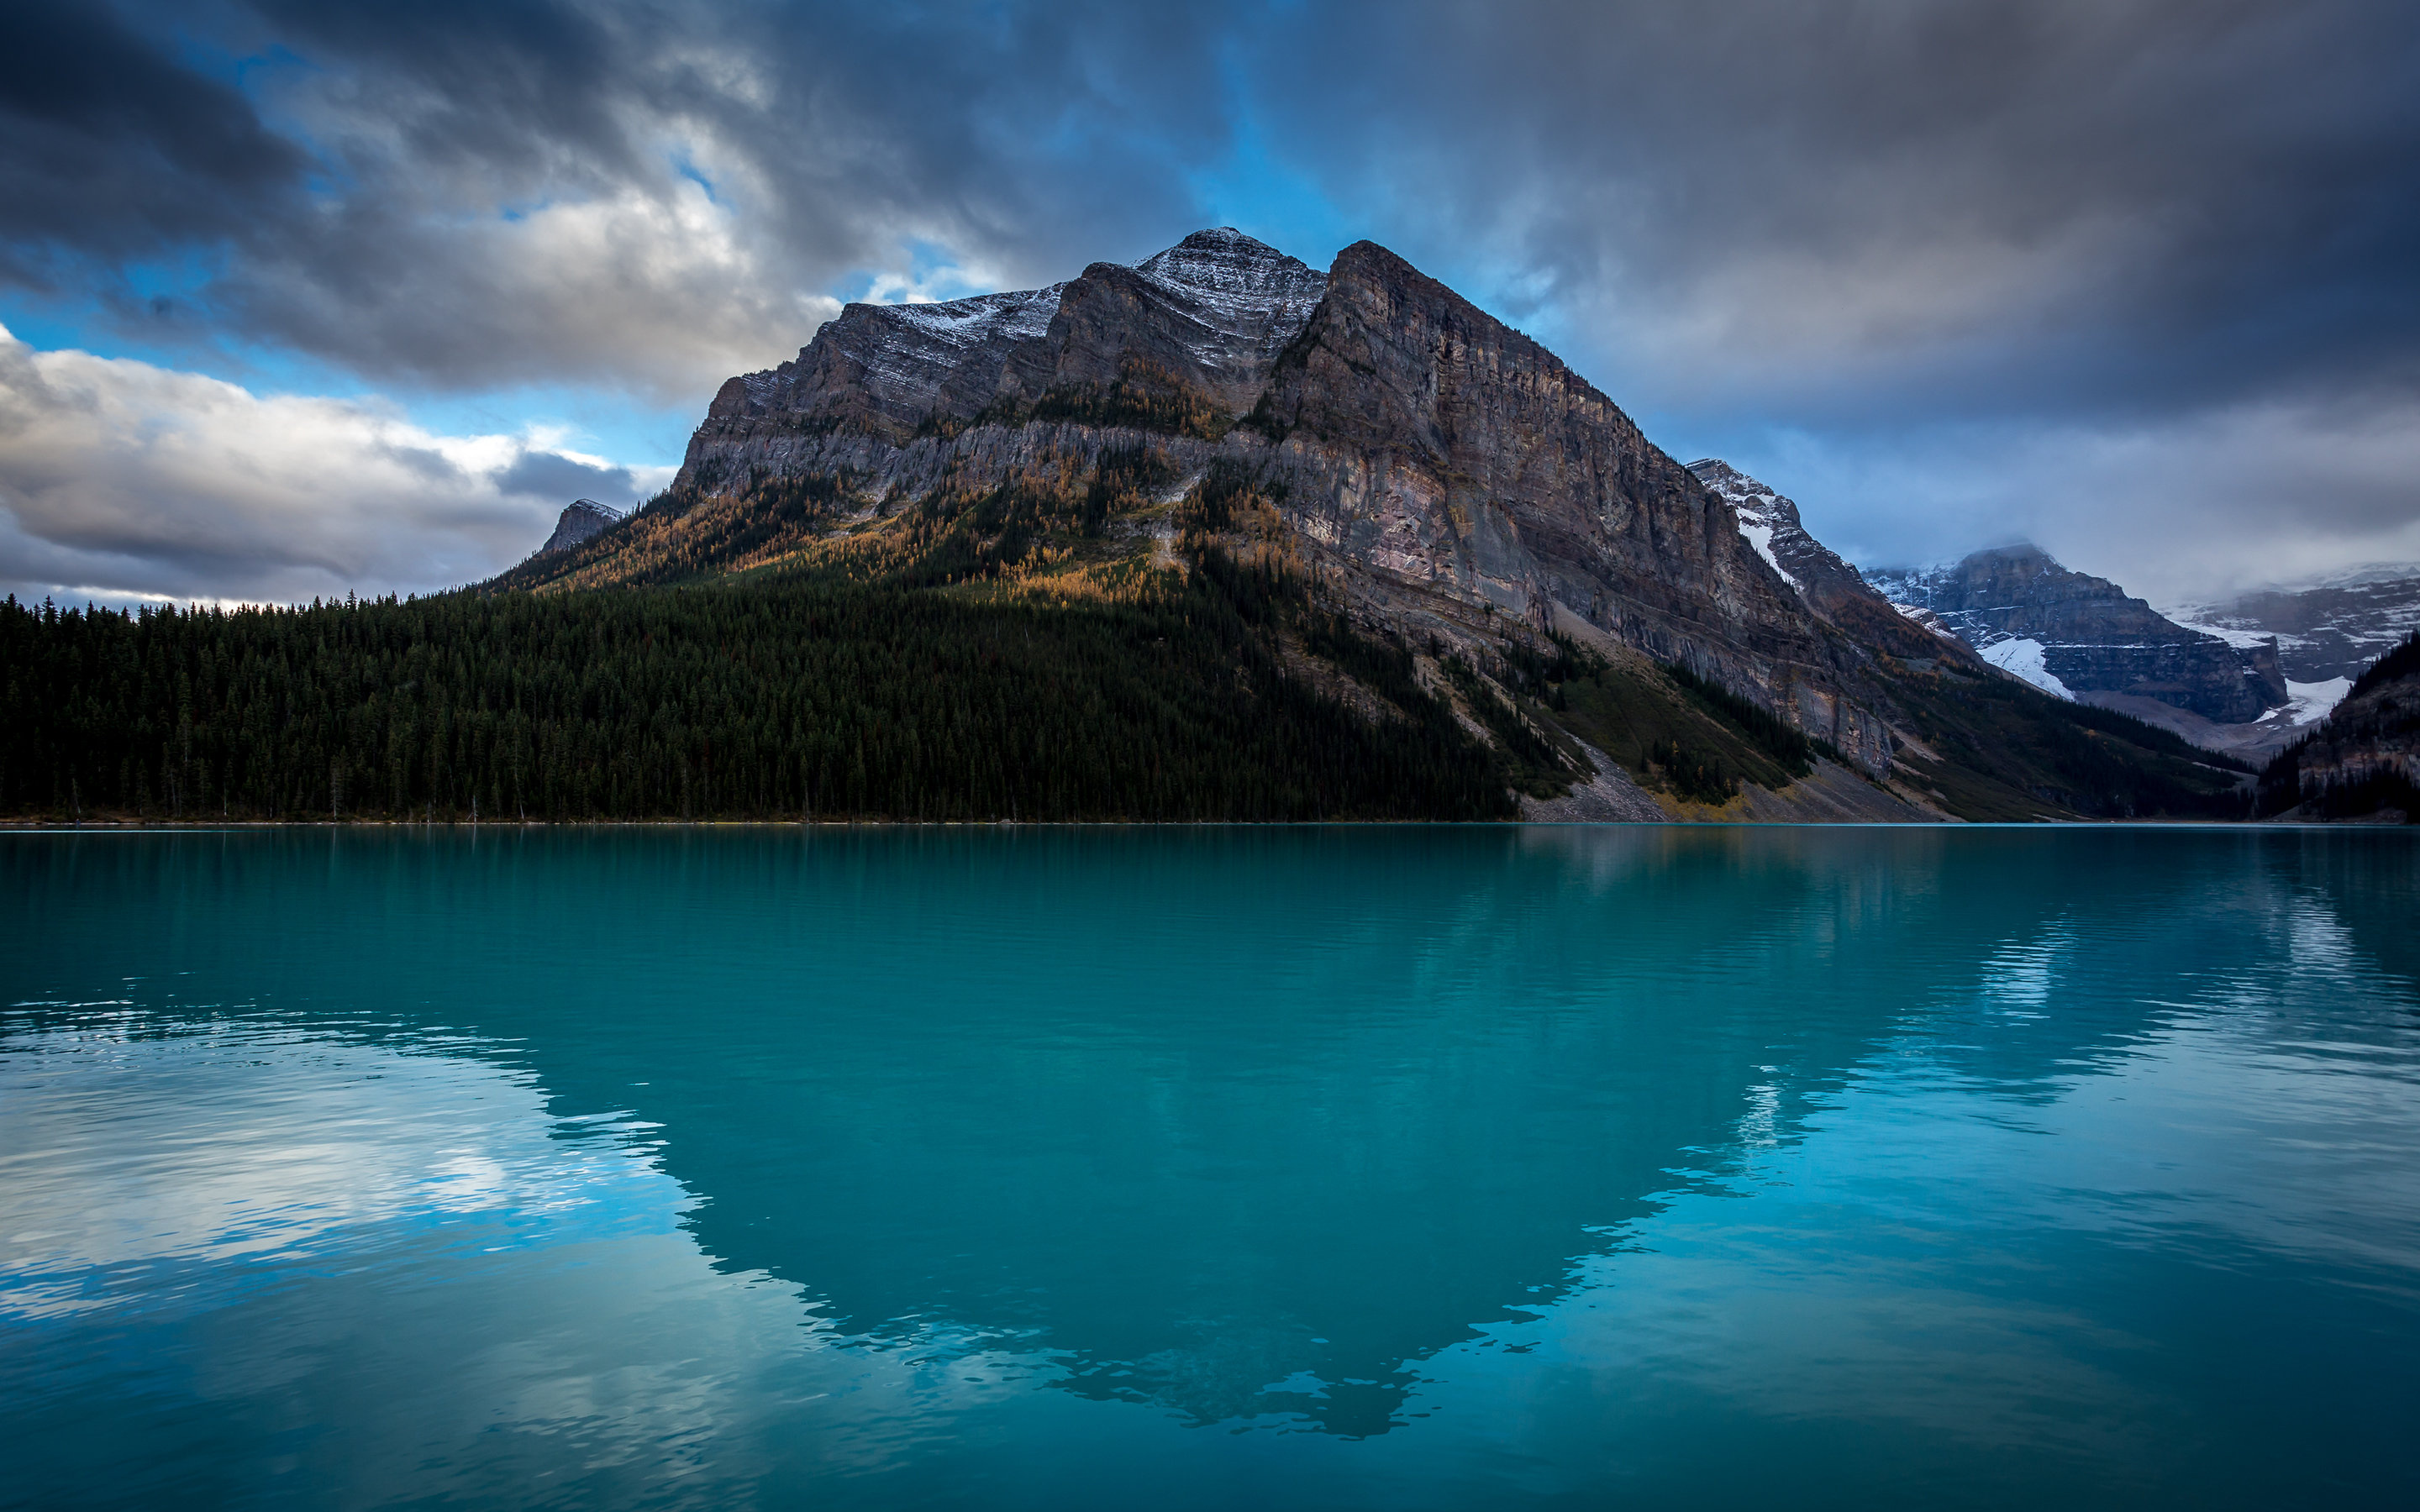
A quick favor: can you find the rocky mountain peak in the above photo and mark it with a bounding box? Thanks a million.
[536,497,624,555]
[1133,228,1324,320]
[2169,568,2420,685]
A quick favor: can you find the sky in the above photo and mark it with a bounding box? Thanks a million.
[3,0,2417,610]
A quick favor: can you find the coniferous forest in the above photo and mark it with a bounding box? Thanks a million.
[0,554,1513,824]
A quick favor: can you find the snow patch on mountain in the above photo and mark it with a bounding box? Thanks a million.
[2285,677,2354,726]
[1688,459,1848,601]
[1737,520,1798,589]
[1981,638,2074,700]
[2168,617,2276,651]
[1690,464,1791,569]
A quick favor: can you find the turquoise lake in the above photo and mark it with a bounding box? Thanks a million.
[3,826,2416,1509]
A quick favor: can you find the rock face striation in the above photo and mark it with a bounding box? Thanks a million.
[538,499,626,555]
[1867,546,2288,723]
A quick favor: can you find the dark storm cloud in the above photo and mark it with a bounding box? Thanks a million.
[1241,0,2420,426]
[14,0,2411,423]
[0,0,304,281]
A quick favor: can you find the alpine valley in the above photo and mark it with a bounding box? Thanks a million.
[1,230,2313,823]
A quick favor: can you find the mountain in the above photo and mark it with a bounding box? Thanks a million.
[0,230,2266,824]
[1866,546,2288,723]
[536,498,626,555]
[2170,569,2420,690]
[483,228,2254,823]
[2256,633,2420,822]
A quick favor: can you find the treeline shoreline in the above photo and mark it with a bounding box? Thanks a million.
[0,555,1517,826]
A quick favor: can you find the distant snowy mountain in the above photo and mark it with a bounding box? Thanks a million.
[2167,569,2420,686]
[1865,546,2288,724]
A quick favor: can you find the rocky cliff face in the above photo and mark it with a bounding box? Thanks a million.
[537,498,625,555]
[682,228,1324,472]
[1249,244,1811,661]
[1869,546,2288,723]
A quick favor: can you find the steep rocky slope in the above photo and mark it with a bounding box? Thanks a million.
[1868,547,2287,722]
[498,229,2249,822]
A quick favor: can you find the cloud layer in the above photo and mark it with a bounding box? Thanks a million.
[2,0,2414,602]
[0,325,671,606]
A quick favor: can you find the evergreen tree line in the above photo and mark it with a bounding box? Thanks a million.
[0,560,1513,824]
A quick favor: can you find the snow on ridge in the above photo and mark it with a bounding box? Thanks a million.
[1978,638,2075,700]
[1134,228,1326,345]
[1892,602,1961,641]
[879,283,1067,348]
[851,229,1324,380]
[2168,617,2278,651]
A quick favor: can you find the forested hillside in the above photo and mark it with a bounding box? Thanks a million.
[0,557,1514,824]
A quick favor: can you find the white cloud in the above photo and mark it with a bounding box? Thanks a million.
[0,325,676,606]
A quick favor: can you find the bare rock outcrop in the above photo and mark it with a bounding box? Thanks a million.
[536,498,625,555]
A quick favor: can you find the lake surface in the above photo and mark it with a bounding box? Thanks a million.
[3,826,2417,1509]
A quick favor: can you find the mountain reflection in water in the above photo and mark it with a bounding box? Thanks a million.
[3,827,2416,1510]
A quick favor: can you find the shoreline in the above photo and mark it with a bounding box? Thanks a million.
[0,816,2403,832]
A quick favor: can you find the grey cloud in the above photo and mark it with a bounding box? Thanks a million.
[492,449,638,505]
[27,0,2409,426]
[0,0,306,283]
[0,329,636,606]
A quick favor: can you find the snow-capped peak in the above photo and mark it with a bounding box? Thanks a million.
[879,282,1067,349]
[1134,228,1327,343]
